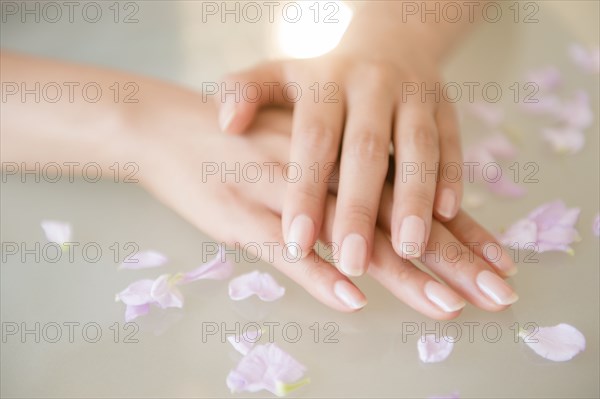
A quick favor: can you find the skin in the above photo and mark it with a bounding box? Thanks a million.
[1,51,517,320]
[218,1,482,277]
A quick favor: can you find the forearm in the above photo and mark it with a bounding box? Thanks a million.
[0,51,215,175]
[339,1,483,64]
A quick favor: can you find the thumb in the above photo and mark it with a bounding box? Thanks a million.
[217,61,289,134]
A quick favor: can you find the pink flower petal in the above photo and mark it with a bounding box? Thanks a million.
[226,343,308,396]
[227,329,263,356]
[228,271,285,302]
[557,90,593,130]
[569,43,600,74]
[541,127,585,155]
[417,335,454,363]
[150,274,184,309]
[467,103,504,127]
[527,66,562,92]
[501,201,580,253]
[125,304,150,322]
[116,279,155,306]
[486,177,526,198]
[119,250,168,270]
[40,220,72,245]
[521,323,585,362]
[179,248,234,284]
[593,213,600,237]
[521,94,561,115]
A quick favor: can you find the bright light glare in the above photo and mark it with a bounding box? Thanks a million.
[273,1,353,59]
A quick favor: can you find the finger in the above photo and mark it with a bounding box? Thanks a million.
[444,209,518,277]
[226,199,367,312]
[419,221,519,311]
[333,81,394,276]
[321,195,465,319]
[392,99,440,259]
[283,91,345,262]
[433,100,463,221]
[217,61,288,134]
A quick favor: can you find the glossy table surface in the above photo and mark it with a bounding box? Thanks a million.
[1,1,599,398]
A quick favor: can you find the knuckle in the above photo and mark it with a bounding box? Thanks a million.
[300,124,339,154]
[405,125,439,151]
[349,131,390,163]
[343,202,376,227]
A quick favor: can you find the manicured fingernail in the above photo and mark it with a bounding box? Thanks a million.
[219,98,236,131]
[286,214,314,259]
[476,270,519,305]
[424,281,466,312]
[334,280,367,310]
[398,215,425,258]
[485,247,518,277]
[437,188,457,219]
[339,233,367,276]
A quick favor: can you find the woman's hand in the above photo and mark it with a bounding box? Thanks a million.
[216,2,472,278]
[140,107,518,320]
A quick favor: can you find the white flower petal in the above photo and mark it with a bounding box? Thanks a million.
[417,335,454,363]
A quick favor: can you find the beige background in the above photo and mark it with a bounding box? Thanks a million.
[1,1,599,398]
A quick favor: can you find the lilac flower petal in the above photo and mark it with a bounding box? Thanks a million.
[417,335,454,363]
[125,304,150,322]
[150,274,184,309]
[557,90,593,129]
[40,220,72,245]
[501,201,580,253]
[569,43,600,74]
[228,271,286,302]
[521,323,585,362]
[226,343,307,396]
[486,177,526,198]
[527,66,562,92]
[116,279,155,306]
[119,250,168,270]
[227,329,263,355]
[180,249,234,284]
[521,94,561,115]
[593,213,600,237]
[467,103,504,127]
[480,133,518,159]
[541,127,585,155]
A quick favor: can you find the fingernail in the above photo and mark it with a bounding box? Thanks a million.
[424,280,466,312]
[485,247,518,277]
[286,214,314,259]
[398,215,425,258]
[219,98,236,131]
[437,188,457,219]
[339,233,367,276]
[334,280,367,310]
[476,270,519,305]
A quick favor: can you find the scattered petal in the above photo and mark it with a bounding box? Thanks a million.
[520,323,585,362]
[417,335,454,363]
[500,200,580,253]
[593,213,600,237]
[226,343,309,396]
[40,220,72,248]
[228,271,286,302]
[557,90,593,130]
[179,248,234,283]
[569,43,600,74]
[541,127,585,155]
[227,329,263,356]
[467,103,504,127]
[150,274,184,309]
[116,279,155,306]
[527,66,562,92]
[119,250,168,270]
[124,304,150,322]
[464,133,524,198]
